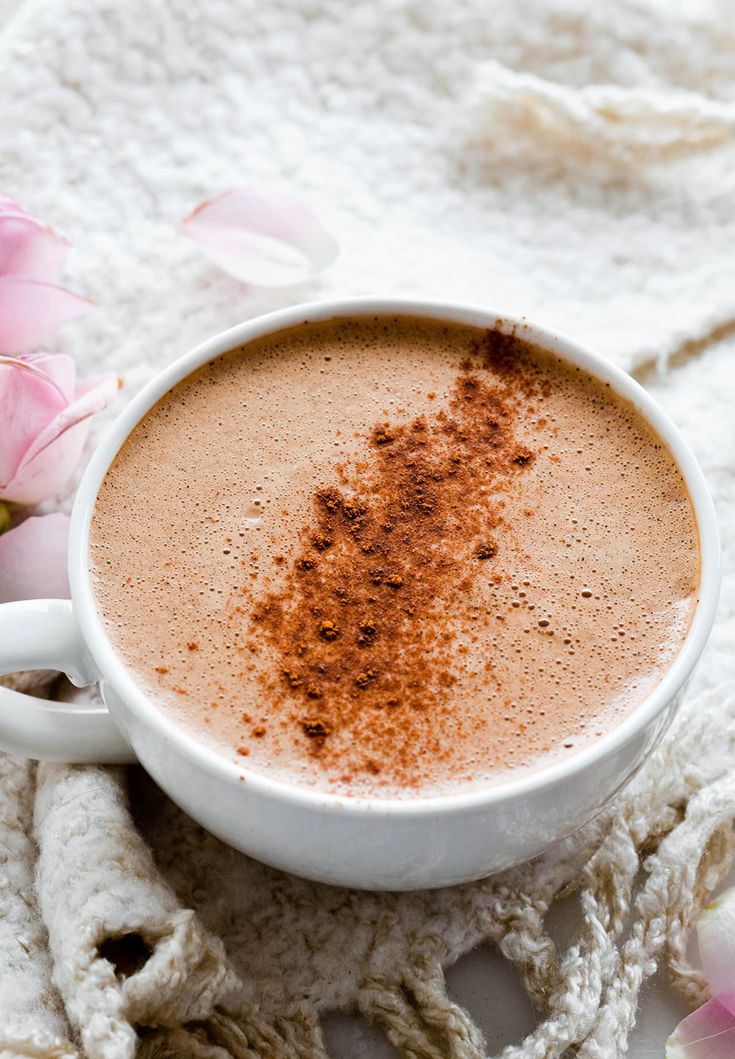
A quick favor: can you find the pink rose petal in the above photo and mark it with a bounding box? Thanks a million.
[183,187,339,287]
[0,214,68,282]
[666,994,735,1058]
[73,372,120,400]
[20,353,77,402]
[0,194,35,218]
[697,887,735,998]
[0,355,71,493]
[0,277,92,354]
[0,513,70,603]
[3,371,119,505]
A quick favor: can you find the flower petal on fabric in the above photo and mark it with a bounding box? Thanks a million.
[0,355,72,496]
[697,887,735,997]
[0,513,70,603]
[2,372,118,505]
[0,277,92,354]
[0,214,68,282]
[0,194,35,218]
[73,372,122,400]
[666,995,735,1058]
[182,187,339,287]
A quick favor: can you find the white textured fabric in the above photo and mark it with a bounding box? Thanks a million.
[4,0,735,393]
[472,60,735,162]
[0,0,734,1056]
[0,698,73,1059]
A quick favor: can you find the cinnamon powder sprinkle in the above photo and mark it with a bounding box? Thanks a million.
[357,620,378,646]
[372,424,395,446]
[244,329,541,785]
[354,668,378,689]
[476,541,498,560]
[319,620,340,641]
[303,719,332,739]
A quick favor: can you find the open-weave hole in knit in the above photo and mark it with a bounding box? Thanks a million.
[1,0,735,1056]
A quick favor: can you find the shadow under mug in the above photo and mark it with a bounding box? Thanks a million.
[0,298,720,890]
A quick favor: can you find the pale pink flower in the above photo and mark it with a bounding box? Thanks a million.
[0,513,70,603]
[0,193,92,353]
[0,354,119,506]
[183,187,339,286]
[666,887,735,1057]
[0,195,114,604]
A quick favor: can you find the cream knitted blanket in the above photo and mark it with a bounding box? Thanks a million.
[2,0,735,1056]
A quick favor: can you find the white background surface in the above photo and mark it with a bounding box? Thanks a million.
[1,0,731,1054]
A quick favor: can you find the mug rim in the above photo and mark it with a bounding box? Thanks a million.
[70,296,721,817]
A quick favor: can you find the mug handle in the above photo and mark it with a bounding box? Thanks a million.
[0,599,135,763]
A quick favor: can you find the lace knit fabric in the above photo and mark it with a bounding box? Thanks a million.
[1,680,733,1058]
[1,0,735,1055]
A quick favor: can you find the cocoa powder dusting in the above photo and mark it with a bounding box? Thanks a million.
[244,331,541,787]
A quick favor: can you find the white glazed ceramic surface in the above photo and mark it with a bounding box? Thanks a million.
[0,299,720,890]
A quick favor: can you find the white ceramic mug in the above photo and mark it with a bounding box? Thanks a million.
[0,298,720,890]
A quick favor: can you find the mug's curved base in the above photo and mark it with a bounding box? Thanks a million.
[106,681,680,891]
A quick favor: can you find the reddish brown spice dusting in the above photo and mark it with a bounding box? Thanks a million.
[512,448,535,467]
[154,666,168,675]
[186,641,199,651]
[319,620,340,641]
[372,424,395,446]
[476,541,498,560]
[240,329,541,784]
[303,719,332,738]
[357,619,379,646]
[472,327,537,384]
[354,668,378,689]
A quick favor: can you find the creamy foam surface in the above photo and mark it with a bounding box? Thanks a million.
[90,316,700,797]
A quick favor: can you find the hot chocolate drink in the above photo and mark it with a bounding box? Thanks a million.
[90,315,699,797]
